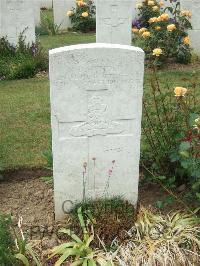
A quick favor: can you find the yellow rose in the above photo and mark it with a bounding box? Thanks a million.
[183,36,190,45]
[139,27,147,34]
[153,48,162,57]
[160,13,169,21]
[77,1,87,7]
[66,10,74,17]
[174,87,187,97]
[167,24,176,31]
[181,10,192,18]
[136,3,143,9]
[157,16,162,22]
[148,1,155,6]
[159,1,164,7]
[152,5,159,11]
[149,17,158,23]
[155,26,161,30]
[82,11,89,17]
[132,27,139,33]
[142,31,151,38]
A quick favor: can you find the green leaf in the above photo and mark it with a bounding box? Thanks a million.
[88,259,96,266]
[50,242,76,258]
[58,229,82,243]
[155,201,164,209]
[71,260,83,266]
[179,151,190,158]
[55,249,78,266]
[15,253,29,266]
[179,141,190,151]
[157,176,166,180]
[26,244,42,266]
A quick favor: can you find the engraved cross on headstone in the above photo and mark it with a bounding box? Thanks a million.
[103,4,127,28]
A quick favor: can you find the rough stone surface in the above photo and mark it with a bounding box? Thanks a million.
[53,0,76,30]
[181,0,200,54]
[49,43,144,220]
[0,0,35,45]
[96,0,133,45]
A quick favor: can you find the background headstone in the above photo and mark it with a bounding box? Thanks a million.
[53,0,76,30]
[0,0,35,46]
[49,43,144,219]
[181,0,200,54]
[40,0,52,9]
[34,0,41,26]
[96,0,133,45]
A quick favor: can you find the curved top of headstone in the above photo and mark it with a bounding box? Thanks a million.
[49,43,144,56]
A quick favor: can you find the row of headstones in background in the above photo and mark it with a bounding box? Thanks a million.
[0,0,35,46]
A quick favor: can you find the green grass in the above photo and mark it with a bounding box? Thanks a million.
[37,9,95,51]
[39,32,95,51]
[1,68,199,170]
[0,77,50,169]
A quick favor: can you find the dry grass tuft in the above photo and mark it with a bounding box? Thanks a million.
[117,207,200,266]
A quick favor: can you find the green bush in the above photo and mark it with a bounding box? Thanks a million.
[141,70,200,202]
[0,36,48,80]
[133,0,192,65]
[67,0,96,32]
[0,214,17,266]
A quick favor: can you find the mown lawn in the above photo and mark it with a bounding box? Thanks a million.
[40,32,95,51]
[1,68,199,169]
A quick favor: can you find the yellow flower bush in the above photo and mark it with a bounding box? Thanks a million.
[152,5,159,11]
[149,17,158,23]
[66,10,74,17]
[167,24,176,32]
[153,48,162,56]
[67,0,95,32]
[183,36,190,45]
[181,10,192,18]
[139,27,147,34]
[133,0,192,65]
[174,87,188,97]
[148,0,155,6]
[81,11,88,17]
[142,31,151,38]
[132,27,139,33]
[77,0,87,7]
[159,1,164,7]
[160,13,169,21]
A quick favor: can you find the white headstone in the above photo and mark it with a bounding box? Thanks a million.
[0,0,35,46]
[40,0,52,9]
[96,0,133,45]
[53,0,76,30]
[49,43,144,220]
[181,0,200,54]
[34,0,41,26]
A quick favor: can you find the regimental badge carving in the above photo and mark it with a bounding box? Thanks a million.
[69,96,124,137]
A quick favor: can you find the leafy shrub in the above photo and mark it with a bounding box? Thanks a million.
[133,0,192,65]
[117,207,200,265]
[50,207,114,266]
[38,11,61,35]
[141,70,200,201]
[0,214,17,266]
[67,0,96,32]
[0,35,48,80]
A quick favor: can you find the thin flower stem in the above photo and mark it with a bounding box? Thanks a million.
[142,163,196,216]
